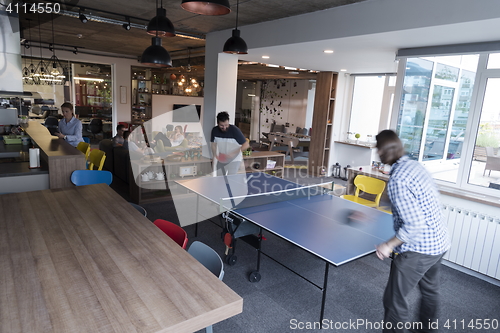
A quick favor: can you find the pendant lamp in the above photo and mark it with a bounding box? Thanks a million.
[147,0,175,37]
[141,1,172,67]
[140,37,172,67]
[223,0,247,54]
[181,0,230,16]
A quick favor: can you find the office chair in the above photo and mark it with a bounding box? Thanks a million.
[88,118,103,143]
[44,116,59,135]
[341,175,386,208]
[153,219,188,249]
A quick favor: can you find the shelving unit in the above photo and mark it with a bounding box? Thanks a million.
[130,156,212,204]
[308,71,338,176]
[131,78,152,123]
[242,151,285,178]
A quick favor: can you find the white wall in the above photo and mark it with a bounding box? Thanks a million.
[0,10,22,93]
[259,79,310,134]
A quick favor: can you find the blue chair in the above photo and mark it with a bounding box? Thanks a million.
[129,202,147,217]
[70,170,113,186]
[188,241,224,333]
[82,137,90,144]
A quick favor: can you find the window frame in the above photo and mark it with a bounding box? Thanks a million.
[392,53,500,197]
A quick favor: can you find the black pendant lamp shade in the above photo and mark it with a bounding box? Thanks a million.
[181,0,230,16]
[223,29,247,54]
[141,37,172,67]
[147,7,175,37]
[223,0,247,54]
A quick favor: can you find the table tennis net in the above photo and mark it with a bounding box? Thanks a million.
[219,182,334,213]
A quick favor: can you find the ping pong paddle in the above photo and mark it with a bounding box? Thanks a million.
[218,153,228,163]
[224,233,233,255]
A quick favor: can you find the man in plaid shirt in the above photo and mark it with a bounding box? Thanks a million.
[375,130,450,333]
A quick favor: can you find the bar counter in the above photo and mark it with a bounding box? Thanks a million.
[22,121,85,189]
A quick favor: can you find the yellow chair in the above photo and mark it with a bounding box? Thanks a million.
[377,206,392,214]
[87,149,106,171]
[76,142,90,160]
[341,175,386,208]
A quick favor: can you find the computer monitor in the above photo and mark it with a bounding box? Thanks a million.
[76,106,92,118]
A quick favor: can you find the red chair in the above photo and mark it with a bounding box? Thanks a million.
[153,219,188,249]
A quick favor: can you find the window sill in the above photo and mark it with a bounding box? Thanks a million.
[439,185,500,209]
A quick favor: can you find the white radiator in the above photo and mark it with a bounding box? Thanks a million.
[442,205,500,280]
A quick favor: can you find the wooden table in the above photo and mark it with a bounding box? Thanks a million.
[0,184,242,333]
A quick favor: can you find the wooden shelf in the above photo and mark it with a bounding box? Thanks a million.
[309,71,338,176]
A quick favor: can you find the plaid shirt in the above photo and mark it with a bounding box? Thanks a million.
[388,156,450,255]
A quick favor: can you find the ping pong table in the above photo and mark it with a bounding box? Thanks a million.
[176,172,394,321]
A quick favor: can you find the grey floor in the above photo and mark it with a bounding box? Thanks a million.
[111,166,500,333]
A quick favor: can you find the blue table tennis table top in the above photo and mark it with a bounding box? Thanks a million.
[177,172,394,266]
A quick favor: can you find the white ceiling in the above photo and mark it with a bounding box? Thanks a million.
[239,17,500,74]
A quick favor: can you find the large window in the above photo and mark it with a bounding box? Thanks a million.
[396,55,479,184]
[396,52,500,195]
[348,75,395,143]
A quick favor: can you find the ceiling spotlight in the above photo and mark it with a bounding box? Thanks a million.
[73,47,78,55]
[49,44,53,52]
[122,17,131,31]
[24,41,30,49]
[79,9,88,23]
[324,50,334,54]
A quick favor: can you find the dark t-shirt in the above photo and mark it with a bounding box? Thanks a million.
[210,124,246,144]
[211,125,246,162]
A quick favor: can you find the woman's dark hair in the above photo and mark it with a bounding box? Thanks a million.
[216,111,230,123]
[376,129,404,165]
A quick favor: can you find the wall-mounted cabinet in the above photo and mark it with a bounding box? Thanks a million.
[308,71,338,176]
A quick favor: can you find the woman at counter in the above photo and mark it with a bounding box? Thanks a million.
[55,102,83,147]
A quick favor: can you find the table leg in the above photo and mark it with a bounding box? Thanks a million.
[320,261,330,322]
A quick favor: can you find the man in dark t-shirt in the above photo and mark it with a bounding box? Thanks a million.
[211,111,250,175]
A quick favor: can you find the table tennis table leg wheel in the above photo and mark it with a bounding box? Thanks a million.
[248,271,261,283]
[226,254,237,266]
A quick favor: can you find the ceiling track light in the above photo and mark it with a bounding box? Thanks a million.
[73,47,78,55]
[223,0,247,54]
[122,17,131,31]
[79,9,88,23]
[147,0,175,37]
[181,0,231,16]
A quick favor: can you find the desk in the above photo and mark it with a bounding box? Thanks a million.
[0,184,242,333]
